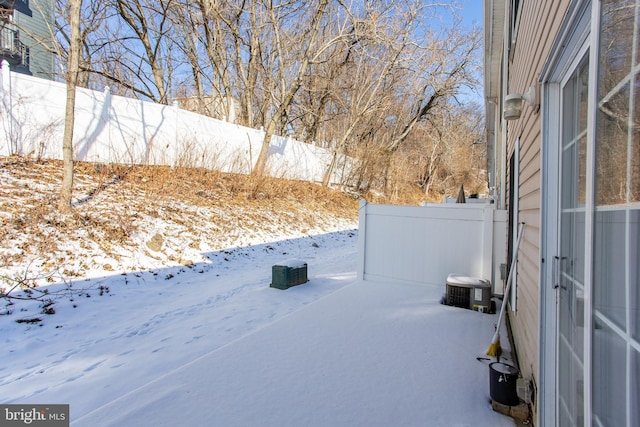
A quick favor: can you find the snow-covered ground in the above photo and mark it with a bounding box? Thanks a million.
[1,227,515,426]
[1,158,515,426]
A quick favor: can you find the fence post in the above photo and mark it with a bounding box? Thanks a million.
[0,60,9,95]
[102,86,111,162]
[1,60,13,154]
[357,198,368,280]
[173,100,180,167]
[482,206,494,282]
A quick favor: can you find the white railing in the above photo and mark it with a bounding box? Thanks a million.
[0,61,353,185]
[357,200,508,293]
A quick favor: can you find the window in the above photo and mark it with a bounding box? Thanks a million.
[509,0,523,61]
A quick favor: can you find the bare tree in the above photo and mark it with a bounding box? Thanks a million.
[312,3,481,191]
[290,2,355,144]
[56,0,180,102]
[48,0,485,203]
[398,103,485,201]
[55,1,110,89]
[112,0,176,104]
[250,0,330,176]
[166,1,207,113]
[58,0,82,213]
[178,0,241,121]
[379,22,481,193]
[319,1,421,186]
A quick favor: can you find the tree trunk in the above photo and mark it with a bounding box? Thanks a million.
[322,151,338,187]
[58,0,82,214]
[253,124,274,175]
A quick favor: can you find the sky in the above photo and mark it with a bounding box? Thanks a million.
[460,0,484,29]
[462,0,485,103]
[441,0,485,106]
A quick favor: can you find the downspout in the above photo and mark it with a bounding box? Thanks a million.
[500,0,510,210]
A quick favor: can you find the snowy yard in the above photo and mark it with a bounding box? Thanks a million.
[1,229,514,426]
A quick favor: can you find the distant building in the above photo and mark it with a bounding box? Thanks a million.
[1,0,54,79]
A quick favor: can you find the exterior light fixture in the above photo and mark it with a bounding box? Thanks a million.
[503,86,536,121]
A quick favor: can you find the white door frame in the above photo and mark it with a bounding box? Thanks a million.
[539,1,595,424]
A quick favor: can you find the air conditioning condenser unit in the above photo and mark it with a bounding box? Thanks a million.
[445,273,493,313]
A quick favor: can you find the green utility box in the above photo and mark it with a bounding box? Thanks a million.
[270,260,308,290]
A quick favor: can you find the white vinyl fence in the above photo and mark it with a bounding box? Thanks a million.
[0,61,353,185]
[357,200,508,293]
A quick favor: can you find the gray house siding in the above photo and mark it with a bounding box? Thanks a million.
[11,0,54,79]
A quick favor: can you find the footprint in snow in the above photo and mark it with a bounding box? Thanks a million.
[185,335,203,344]
[83,360,105,372]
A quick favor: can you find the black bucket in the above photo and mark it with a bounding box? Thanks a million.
[489,362,519,406]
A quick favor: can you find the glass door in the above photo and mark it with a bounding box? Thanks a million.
[557,56,589,427]
[541,3,640,426]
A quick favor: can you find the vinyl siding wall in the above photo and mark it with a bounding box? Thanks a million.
[504,1,571,422]
[14,0,55,79]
